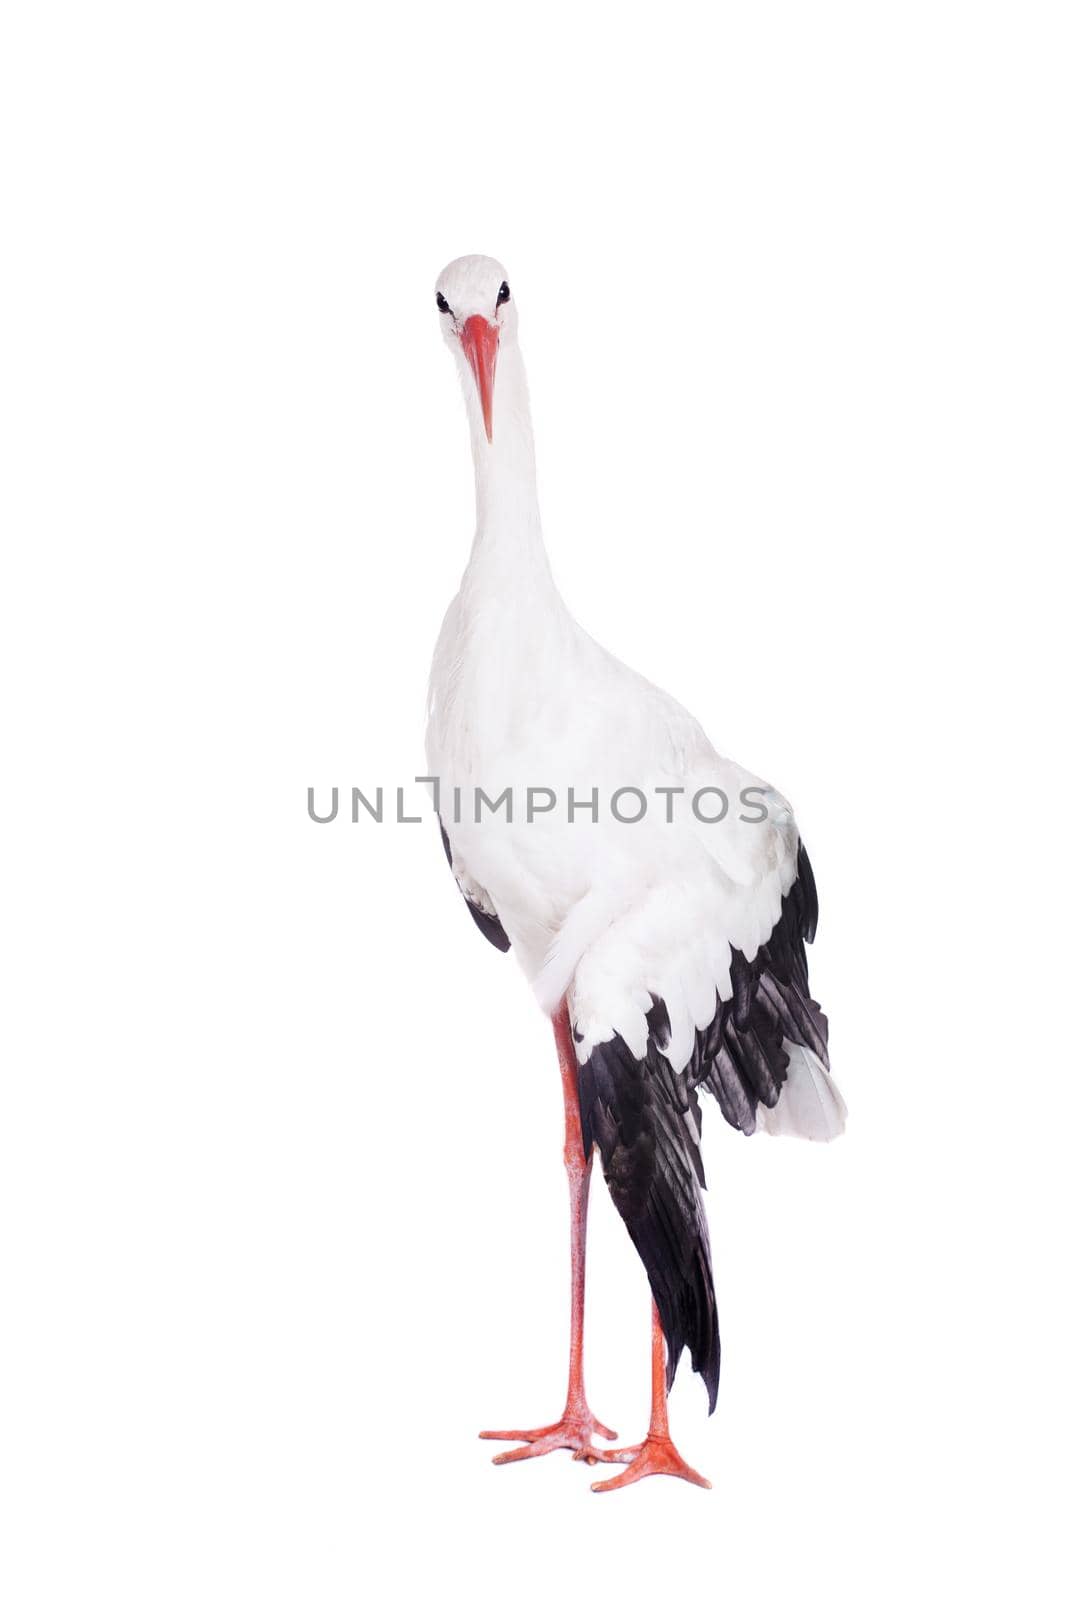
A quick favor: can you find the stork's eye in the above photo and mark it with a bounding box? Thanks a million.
[436,292,450,313]
[496,281,510,307]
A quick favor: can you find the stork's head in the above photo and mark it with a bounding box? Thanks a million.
[434,254,515,443]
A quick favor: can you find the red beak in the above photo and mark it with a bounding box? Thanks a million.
[461,315,499,442]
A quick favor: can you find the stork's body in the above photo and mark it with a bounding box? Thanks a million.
[427,256,845,1489]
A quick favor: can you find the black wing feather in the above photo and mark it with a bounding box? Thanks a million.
[578,1005,721,1411]
[691,840,827,1134]
[439,819,510,952]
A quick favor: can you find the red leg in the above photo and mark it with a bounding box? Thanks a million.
[479,1005,620,1465]
[592,1302,711,1491]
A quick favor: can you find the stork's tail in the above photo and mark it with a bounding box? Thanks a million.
[577,1021,721,1412]
[756,1041,848,1140]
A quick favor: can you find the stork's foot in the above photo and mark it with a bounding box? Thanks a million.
[591,1432,711,1492]
[480,1406,624,1465]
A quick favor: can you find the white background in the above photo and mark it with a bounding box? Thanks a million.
[2,3,1064,1595]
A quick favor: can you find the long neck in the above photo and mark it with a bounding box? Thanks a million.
[433,340,571,769]
[460,343,556,604]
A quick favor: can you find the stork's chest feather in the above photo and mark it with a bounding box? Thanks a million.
[429,584,580,776]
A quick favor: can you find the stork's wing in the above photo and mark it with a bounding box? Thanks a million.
[579,1000,721,1410]
[438,819,510,953]
[569,835,844,1408]
[689,840,833,1135]
[566,820,844,1141]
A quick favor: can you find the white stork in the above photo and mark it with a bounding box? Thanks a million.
[426,254,846,1491]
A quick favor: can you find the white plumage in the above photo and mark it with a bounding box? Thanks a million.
[427,254,845,1488]
[427,255,843,1137]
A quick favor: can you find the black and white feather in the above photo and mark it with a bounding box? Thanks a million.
[579,997,721,1408]
[439,819,510,952]
[574,843,844,1409]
